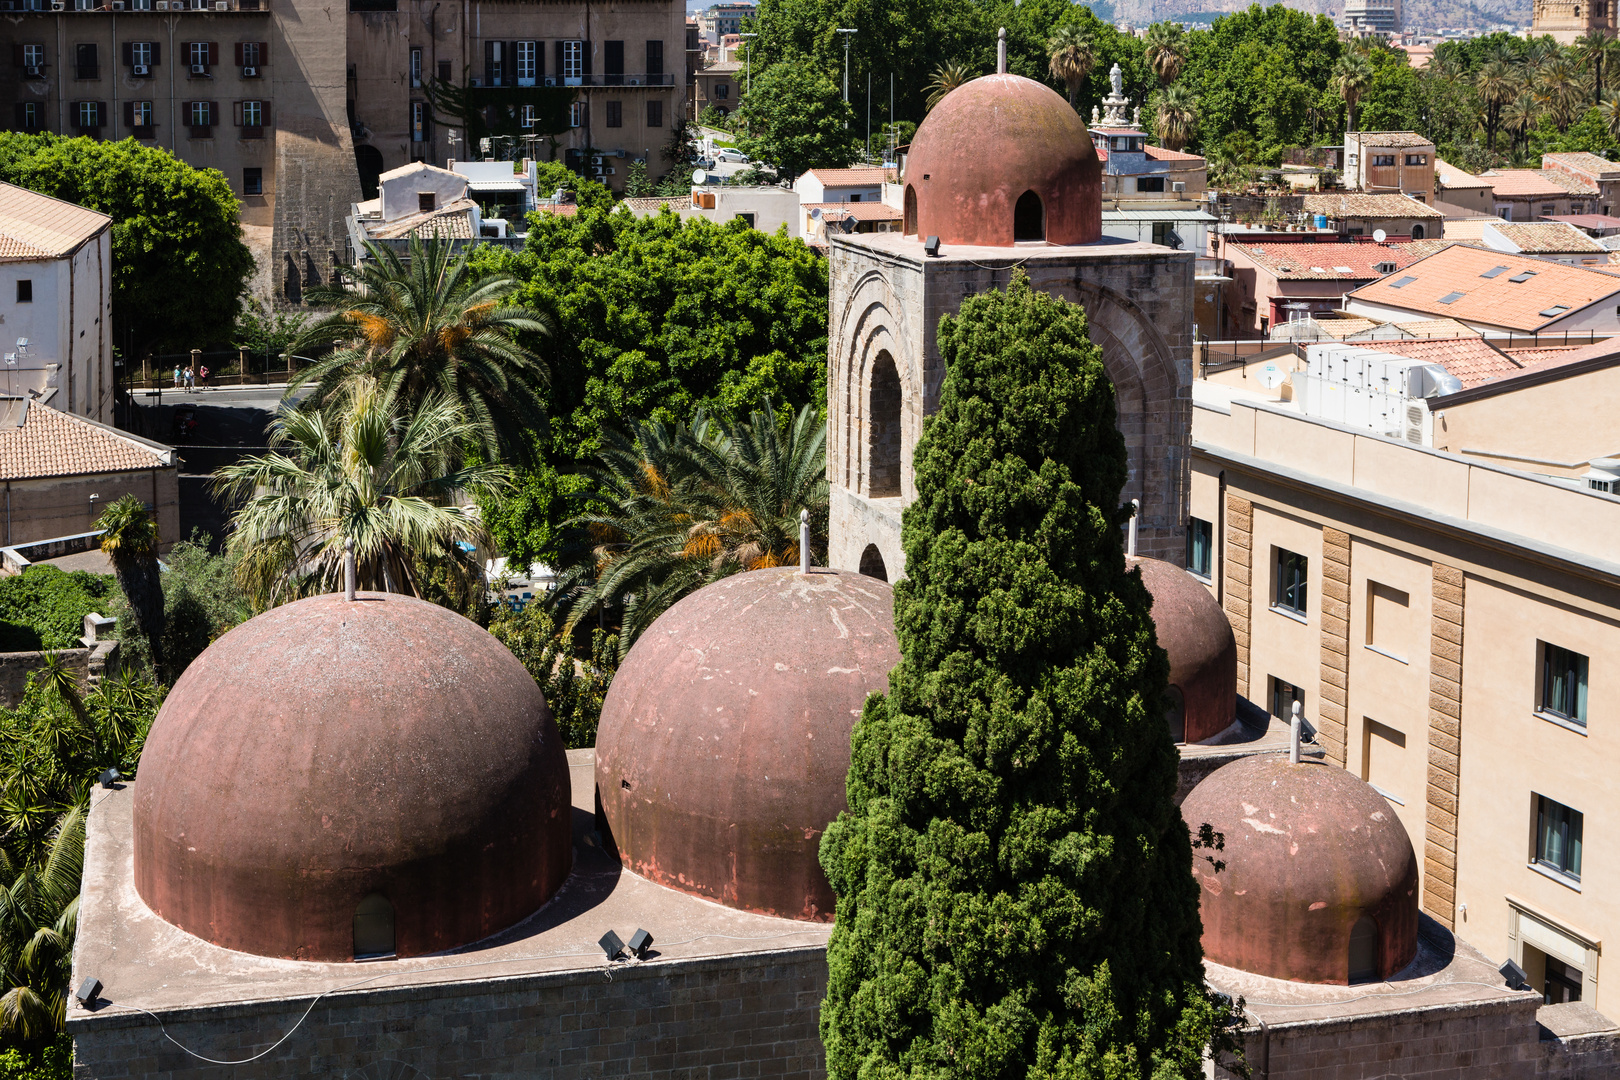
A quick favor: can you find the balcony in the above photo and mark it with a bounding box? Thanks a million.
[523,72,674,88]
[1,0,265,10]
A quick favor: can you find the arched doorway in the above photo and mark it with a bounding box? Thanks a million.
[859,544,888,581]
[1348,914,1379,983]
[1410,223,1425,240]
[1014,190,1045,242]
[867,350,901,497]
[355,145,385,202]
[1164,686,1185,744]
[903,185,917,235]
[354,893,395,960]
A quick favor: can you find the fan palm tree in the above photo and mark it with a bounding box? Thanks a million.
[291,233,552,466]
[1502,92,1539,154]
[1537,57,1585,132]
[0,805,83,1045]
[1334,52,1375,132]
[95,495,164,677]
[1047,24,1097,107]
[213,378,508,609]
[1475,58,1517,150]
[1154,84,1199,151]
[925,61,975,110]
[1143,21,1188,88]
[1575,29,1613,104]
[559,400,827,658]
[1601,90,1620,144]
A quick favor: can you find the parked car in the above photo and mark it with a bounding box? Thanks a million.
[696,157,717,170]
[715,148,750,163]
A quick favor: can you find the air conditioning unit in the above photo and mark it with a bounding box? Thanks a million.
[133,64,148,75]
[242,65,257,76]
[615,148,625,158]
[1171,181,1185,193]
[603,167,615,175]
[469,77,481,87]
[111,1,124,9]
[543,75,556,86]
[50,1,64,9]
[591,166,604,175]
[191,63,207,74]
[627,76,641,85]
[154,1,169,8]
[214,0,227,8]
[590,155,603,165]
[23,65,41,77]
[1403,402,1425,445]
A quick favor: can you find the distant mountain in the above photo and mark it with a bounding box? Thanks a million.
[1100,0,1531,33]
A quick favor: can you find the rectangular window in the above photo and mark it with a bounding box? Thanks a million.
[1570,203,1585,216]
[1269,676,1304,721]
[238,98,263,135]
[520,103,536,129]
[15,280,31,303]
[1542,203,1556,216]
[1186,517,1212,578]
[188,99,213,131]
[16,102,40,132]
[75,43,98,80]
[1540,642,1589,726]
[129,42,153,71]
[242,167,262,196]
[188,41,211,73]
[1361,718,1407,805]
[22,44,44,73]
[129,100,153,130]
[515,40,536,85]
[484,40,503,86]
[569,100,584,128]
[1534,794,1583,880]
[1273,548,1307,616]
[563,39,583,81]
[76,100,101,130]
[646,39,663,75]
[736,212,756,228]
[411,100,427,141]
[1404,153,1426,166]
[647,98,662,127]
[418,192,436,213]
[438,60,451,82]
[1371,154,1396,167]
[1136,176,1165,193]
[239,41,262,69]
[605,99,622,128]
[604,39,624,84]
[410,46,422,87]
[1546,957,1583,1004]
[715,82,729,99]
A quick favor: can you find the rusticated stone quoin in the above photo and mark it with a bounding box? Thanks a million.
[1423,562,1466,928]
[1317,527,1352,767]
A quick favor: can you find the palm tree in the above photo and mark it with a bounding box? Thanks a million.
[1333,52,1375,132]
[1575,29,1613,104]
[1046,24,1097,107]
[1475,58,1517,150]
[1143,21,1188,88]
[0,806,83,1045]
[1601,90,1620,144]
[95,495,163,677]
[559,400,827,658]
[213,379,508,609]
[1502,92,1539,154]
[1537,57,1585,132]
[291,233,553,466]
[1154,84,1199,151]
[925,62,975,110]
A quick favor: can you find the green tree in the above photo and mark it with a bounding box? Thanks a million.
[105,532,251,679]
[1154,84,1200,151]
[1574,29,1613,105]
[0,134,252,355]
[1600,90,1620,144]
[95,496,164,678]
[213,380,507,609]
[0,569,112,652]
[733,58,859,181]
[0,806,82,1047]
[1334,51,1375,132]
[1047,25,1097,107]
[292,233,553,465]
[819,275,1223,1080]
[623,160,654,197]
[487,603,616,749]
[927,61,978,109]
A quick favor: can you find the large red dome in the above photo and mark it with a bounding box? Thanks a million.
[904,73,1102,246]
[134,592,573,961]
[595,568,899,921]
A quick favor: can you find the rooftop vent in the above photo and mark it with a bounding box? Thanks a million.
[1480,265,1512,278]
[1334,265,1355,274]
[1437,291,1465,304]
[1582,457,1620,493]
[1375,261,1397,274]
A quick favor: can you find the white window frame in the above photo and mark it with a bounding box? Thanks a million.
[23,44,44,69]
[188,41,210,69]
[563,39,583,83]
[131,42,152,68]
[19,102,39,129]
[520,103,537,129]
[241,41,261,68]
[569,100,583,127]
[77,100,99,127]
[188,100,210,127]
[411,100,427,142]
[131,100,152,127]
[241,99,263,127]
[410,47,422,87]
[516,40,536,86]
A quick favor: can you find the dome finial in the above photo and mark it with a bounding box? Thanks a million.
[997,27,1007,74]
[1127,498,1139,558]
[343,537,356,601]
[800,508,811,574]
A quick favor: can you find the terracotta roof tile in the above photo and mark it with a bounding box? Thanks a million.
[804,167,895,186]
[366,200,477,240]
[0,401,169,481]
[1436,159,1493,189]
[0,183,110,263]
[1542,152,1620,179]
[1231,238,1457,280]
[1312,317,1382,338]
[1352,131,1433,147]
[1364,336,1525,388]
[803,201,902,221]
[1488,221,1605,253]
[1501,345,1585,365]
[1390,318,1479,337]
[1145,145,1204,162]
[1300,193,1443,219]
[621,197,686,214]
[1479,169,1579,198]
[533,203,579,217]
[1347,245,1620,331]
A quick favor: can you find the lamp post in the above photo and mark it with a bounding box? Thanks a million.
[739,32,757,94]
[836,28,857,128]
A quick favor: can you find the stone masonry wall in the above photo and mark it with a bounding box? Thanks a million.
[1316,527,1351,767]
[1223,496,1254,700]
[1423,562,1466,929]
[69,947,827,1080]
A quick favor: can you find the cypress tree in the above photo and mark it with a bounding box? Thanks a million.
[820,275,1221,1079]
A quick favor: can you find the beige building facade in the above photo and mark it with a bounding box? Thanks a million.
[1192,383,1620,1018]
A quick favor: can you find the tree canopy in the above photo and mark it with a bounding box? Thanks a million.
[819,275,1223,1079]
[734,57,860,180]
[0,135,252,355]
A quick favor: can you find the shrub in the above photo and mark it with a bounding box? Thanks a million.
[107,532,250,679]
[488,603,615,749]
[0,567,113,652]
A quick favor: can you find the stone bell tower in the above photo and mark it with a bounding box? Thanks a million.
[826,40,1195,582]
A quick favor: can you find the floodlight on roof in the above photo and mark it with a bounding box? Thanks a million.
[923,236,941,257]
[628,928,654,958]
[74,977,101,1007]
[599,930,626,961]
[1500,959,1528,991]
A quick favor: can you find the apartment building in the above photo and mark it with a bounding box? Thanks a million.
[1191,355,1620,1016]
[0,0,686,304]
[1343,131,1434,204]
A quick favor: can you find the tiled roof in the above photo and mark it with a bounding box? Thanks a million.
[1542,152,1620,180]
[804,167,894,186]
[1540,170,1600,196]
[1353,131,1433,147]
[1232,238,1456,280]
[1390,318,1479,338]
[0,183,110,263]
[1488,221,1605,253]
[0,401,169,481]
[1363,336,1526,389]
[1430,218,1496,241]
[1501,345,1585,366]
[804,201,902,221]
[533,203,579,217]
[621,197,686,214]
[703,61,742,73]
[1312,317,1382,338]
[1346,245,1620,331]
[1542,214,1620,231]
[1436,159,1493,189]
[1145,145,1205,162]
[1300,193,1444,219]
[365,200,477,240]
[1479,169,1579,198]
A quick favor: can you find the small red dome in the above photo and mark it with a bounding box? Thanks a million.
[595,568,899,921]
[1181,756,1420,984]
[1131,557,1237,743]
[134,592,573,961]
[904,73,1101,246]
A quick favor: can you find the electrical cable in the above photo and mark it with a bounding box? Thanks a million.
[90,928,827,1065]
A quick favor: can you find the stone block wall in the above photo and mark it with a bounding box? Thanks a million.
[1316,526,1351,767]
[70,947,827,1080]
[1423,562,1465,930]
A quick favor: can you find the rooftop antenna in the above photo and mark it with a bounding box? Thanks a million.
[1127,498,1139,558]
[997,27,1007,74]
[800,508,810,574]
[344,537,357,601]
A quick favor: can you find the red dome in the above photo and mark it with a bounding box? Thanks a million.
[1131,557,1237,743]
[1181,756,1420,984]
[134,592,573,961]
[595,568,899,921]
[904,73,1102,246]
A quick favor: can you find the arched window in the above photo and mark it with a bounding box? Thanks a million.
[1014,190,1045,242]
[1410,223,1426,240]
[1164,686,1186,744]
[1348,914,1379,983]
[867,351,901,498]
[903,185,918,236]
[354,893,396,960]
[859,544,888,582]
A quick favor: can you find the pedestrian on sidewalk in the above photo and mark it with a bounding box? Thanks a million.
[184,366,195,392]
[173,365,182,389]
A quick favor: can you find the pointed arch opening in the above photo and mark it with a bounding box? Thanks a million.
[859,544,888,582]
[1348,914,1379,984]
[1410,223,1426,240]
[354,893,396,960]
[903,185,918,235]
[867,350,901,498]
[1014,190,1045,242]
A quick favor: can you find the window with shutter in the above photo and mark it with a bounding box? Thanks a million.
[75,43,98,80]
[515,40,535,85]
[646,40,663,76]
[208,43,219,67]
[11,44,23,68]
[20,44,44,75]
[562,39,582,83]
[234,42,243,66]
[605,99,621,127]
[647,98,662,127]
[605,40,623,84]
[582,39,591,76]
[484,40,501,86]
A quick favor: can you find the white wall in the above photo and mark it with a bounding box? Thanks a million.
[0,229,113,424]
[379,166,470,221]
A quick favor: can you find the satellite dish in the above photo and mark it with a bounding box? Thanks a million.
[1373,228,1388,243]
[1258,363,1287,390]
[692,169,707,185]
[809,207,823,221]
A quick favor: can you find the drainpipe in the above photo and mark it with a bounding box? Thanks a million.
[1215,469,1227,605]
